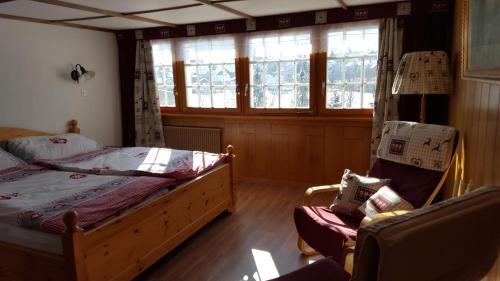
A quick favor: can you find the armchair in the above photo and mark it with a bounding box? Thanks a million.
[276,186,500,281]
[295,121,460,265]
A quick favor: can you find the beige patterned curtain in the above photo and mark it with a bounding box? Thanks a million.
[134,40,165,147]
[370,18,403,164]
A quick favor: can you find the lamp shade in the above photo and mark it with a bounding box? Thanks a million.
[392,51,451,95]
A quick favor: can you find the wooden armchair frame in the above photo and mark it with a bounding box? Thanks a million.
[297,137,465,265]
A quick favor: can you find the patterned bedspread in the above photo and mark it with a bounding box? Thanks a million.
[0,165,175,234]
[36,147,227,181]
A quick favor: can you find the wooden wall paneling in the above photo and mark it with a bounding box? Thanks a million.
[254,123,272,179]
[303,125,325,184]
[270,124,290,181]
[483,86,500,185]
[163,116,372,185]
[473,84,490,185]
[287,124,307,183]
[494,86,500,185]
[324,125,345,183]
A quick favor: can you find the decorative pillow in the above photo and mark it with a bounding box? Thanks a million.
[358,186,414,219]
[330,169,391,217]
[376,121,457,171]
[6,134,100,162]
[0,148,26,170]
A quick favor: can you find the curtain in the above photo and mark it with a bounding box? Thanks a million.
[134,40,165,147]
[370,18,403,164]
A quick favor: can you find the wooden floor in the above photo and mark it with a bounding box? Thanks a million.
[135,180,327,281]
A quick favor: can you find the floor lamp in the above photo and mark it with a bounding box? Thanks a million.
[392,51,451,123]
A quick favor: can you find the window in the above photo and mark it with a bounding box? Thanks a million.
[325,27,378,109]
[182,38,237,109]
[152,41,176,107]
[248,33,312,109]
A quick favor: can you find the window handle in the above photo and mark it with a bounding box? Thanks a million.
[236,84,241,96]
[244,83,249,97]
[321,81,326,96]
[173,86,178,96]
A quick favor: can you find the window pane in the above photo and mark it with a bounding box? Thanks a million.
[265,86,279,108]
[327,59,342,84]
[264,62,279,85]
[326,84,343,109]
[185,66,197,87]
[251,63,264,85]
[152,41,175,108]
[280,86,295,108]
[345,59,362,83]
[251,86,265,108]
[181,37,236,109]
[297,85,310,108]
[249,32,311,109]
[296,61,310,84]
[344,84,362,108]
[326,26,379,110]
[363,83,376,108]
[212,87,225,108]
[198,86,211,108]
[365,57,378,82]
[280,62,294,84]
[187,87,199,108]
[225,64,236,85]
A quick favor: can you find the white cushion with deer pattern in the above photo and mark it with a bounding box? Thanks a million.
[376,121,457,172]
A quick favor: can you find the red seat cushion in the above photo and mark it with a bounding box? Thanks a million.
[294,206,361,263]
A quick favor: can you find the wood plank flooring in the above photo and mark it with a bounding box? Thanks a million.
[135,180,327,281]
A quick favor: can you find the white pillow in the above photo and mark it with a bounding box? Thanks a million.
[330,169,391,217]
[358,186,414,219]
[0,148,26,170]
[6,134,100,162]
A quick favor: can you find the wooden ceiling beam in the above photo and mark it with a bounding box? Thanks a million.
[194,0,252,19]
[0,13,114,32]
[337,0,348,10]
[30,0,178,27]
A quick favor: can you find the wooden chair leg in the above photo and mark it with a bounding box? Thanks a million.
[297,236,319,256]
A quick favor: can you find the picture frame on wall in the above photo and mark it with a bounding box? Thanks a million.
[462,0,500,83]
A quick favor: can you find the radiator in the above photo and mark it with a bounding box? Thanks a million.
[163,125,223,153]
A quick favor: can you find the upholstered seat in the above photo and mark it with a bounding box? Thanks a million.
[294,206,360,263]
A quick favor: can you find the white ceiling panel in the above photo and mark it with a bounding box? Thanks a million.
[72,17,162,30]
[223,0,400,17]
[63,0,198,13]
[222,0,341,17]
[138,5,240,25]
[0,0,100,20]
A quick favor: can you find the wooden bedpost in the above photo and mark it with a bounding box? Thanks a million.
[225,145,236,212]
[68,120,81,134]
[62,211,87,281]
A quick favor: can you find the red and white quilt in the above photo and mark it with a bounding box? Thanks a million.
[0,165,175,234]
[36,147,227,181]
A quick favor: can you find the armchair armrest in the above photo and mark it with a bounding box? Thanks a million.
[360,210,411,227]
[303,184,341,206]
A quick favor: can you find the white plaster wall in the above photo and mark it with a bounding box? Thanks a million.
[0,19,122,146]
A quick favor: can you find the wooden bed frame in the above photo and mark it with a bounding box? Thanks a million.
[0,120,236,281]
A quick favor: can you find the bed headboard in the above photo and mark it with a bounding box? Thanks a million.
[0,120,80,141]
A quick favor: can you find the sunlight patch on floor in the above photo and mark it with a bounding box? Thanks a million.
[251,248,280,281]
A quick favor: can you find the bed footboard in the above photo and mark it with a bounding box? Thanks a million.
[65,163,234,281]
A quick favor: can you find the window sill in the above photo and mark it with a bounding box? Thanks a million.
[162,112,373,123]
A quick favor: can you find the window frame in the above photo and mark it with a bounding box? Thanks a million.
[319,25,379,116]
[243,33,315,115]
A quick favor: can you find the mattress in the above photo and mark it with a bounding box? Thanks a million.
[0,221,62,254]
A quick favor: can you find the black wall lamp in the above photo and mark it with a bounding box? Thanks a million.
[71,64,95,83]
